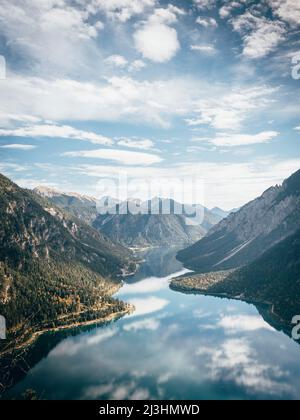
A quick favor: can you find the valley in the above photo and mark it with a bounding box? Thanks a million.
[1,169,300,400]
[1,0,300,402]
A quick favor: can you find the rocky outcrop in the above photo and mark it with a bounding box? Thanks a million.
[34,187,98,224]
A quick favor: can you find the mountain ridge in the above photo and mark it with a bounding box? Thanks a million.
[92,197,223,247]
[33,189,227,248]
[177,169,300,272]
[0,174,135,352]
[34,186,98,224]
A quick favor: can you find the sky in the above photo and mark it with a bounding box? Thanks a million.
[0,0,300,210]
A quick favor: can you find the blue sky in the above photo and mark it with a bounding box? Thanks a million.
[0,0,300,209]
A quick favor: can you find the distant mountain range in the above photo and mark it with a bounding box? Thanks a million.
[1,175,135,351]
[210,207,231,219]
[34,189,228,248]
[93,198,224,247]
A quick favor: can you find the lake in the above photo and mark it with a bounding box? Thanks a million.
[4,247,300,400]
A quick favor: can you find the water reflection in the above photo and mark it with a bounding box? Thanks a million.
[127,246,183,283]
[3,247,300,400]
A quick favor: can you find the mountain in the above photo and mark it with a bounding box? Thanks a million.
[97,196,120,213]
[92,198,223,247]
[178,169,300,272]
[210,207,230,219]
[34,186,98,224]
[204,228,300,328]
[34,189,224,248]
[0,174,135,351]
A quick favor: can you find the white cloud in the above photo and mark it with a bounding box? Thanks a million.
[232,12,286,59]
[148,6,185,25]
[0,144,36,150]
[209,131,279,147]
[268,0,300,26]
[0,123,157,155]
[117,138,154,150]
[104,55,128,68]
[0,113,42,127]
[187,145,213,153]
[104,56,147,72]
[191,44,217,55]
[218,315,274,333]
[196,339,290,395]
[128,297,169,317]
[129,389,150,401]
[0,124,113,146]
[134,25,180,63]
[196,17,218,28]
[119,276,168,296]
[0,0,103,76]
[0,163,30,174]
[87,0,156,22]
[186,85,277,131]
[4,158,299,211]
[63,148,163,165]
[133,7,182,63]
[193,309,212,319]
[51,327,118,357]
[128,60,146,72]
[165,4,186,17]
[119,271,189,303]
[129,388,151,401]
[219,1,242,19]
[193,0,216,10]
[83,384,114,400]
[73,158,300,209]
[124,318,160,332]
[0,75,198,128]
[0,0,155,78]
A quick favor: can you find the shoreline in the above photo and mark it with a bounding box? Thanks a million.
[0,304,134,359]
[170,272,292,335]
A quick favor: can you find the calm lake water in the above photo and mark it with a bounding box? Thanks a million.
[4,247,300,400]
